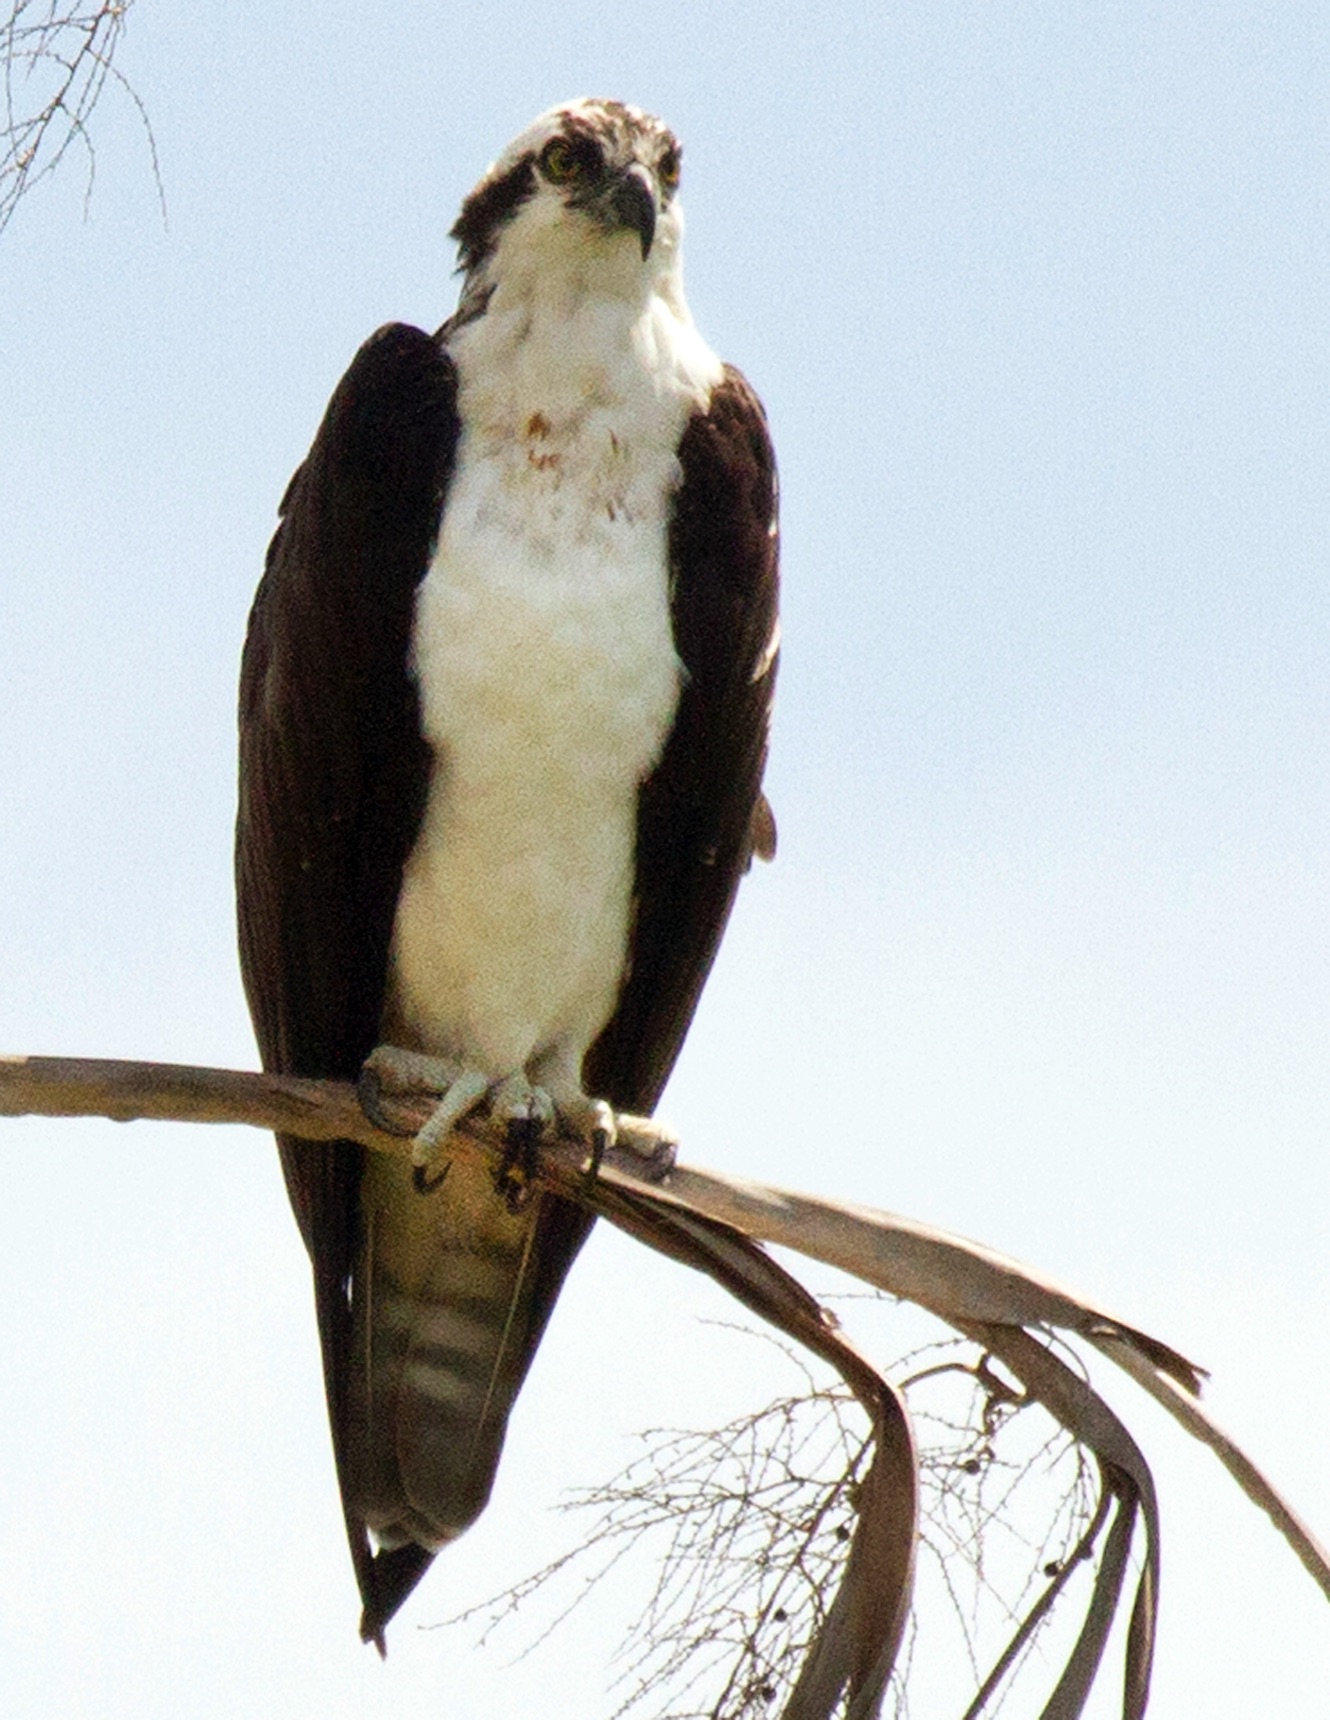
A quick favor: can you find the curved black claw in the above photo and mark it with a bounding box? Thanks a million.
[356,1065,417,1138]
[581,1125,611,1190]
[412,1159,452,1196]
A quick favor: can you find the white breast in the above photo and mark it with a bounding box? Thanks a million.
[387,274,721,1080]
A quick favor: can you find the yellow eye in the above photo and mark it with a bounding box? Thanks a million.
[540,138,580,184]
[658,146,681,191]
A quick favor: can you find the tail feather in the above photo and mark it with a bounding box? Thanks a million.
[348,1150,548,1549]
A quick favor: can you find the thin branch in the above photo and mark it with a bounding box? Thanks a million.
[465,1339,1099,1720]
[1,1,163,233]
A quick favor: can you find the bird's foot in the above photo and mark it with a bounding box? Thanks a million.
[531,1068,616,1186]
[609,1118,678,1182]
[357,1048,615,1204]
[480,1078,617,1207]
[571,1096,617,1186]
[358,1047,489,1193]
[486,1074,555,1211]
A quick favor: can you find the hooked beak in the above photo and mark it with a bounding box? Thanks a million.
[600,163,657,259]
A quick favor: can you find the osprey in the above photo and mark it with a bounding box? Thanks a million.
[236,98,779,1647]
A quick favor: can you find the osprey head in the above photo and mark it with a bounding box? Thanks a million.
[451,99,684,279]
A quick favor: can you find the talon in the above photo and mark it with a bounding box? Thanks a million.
[412,1159,452,1196]
[356,1065,416,1138]
[583,1124,611,1188]
[411,1069,491,1164]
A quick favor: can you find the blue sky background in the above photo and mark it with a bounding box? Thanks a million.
[1,3,1326,1714]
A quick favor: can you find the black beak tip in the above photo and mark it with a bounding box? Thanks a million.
[609,170,657,259]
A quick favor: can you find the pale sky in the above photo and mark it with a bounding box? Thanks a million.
[1,3,1327,1716]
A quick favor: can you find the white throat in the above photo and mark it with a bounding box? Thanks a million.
[449,188,720,444]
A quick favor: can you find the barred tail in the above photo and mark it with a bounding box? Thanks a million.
[347,1152,545,1550]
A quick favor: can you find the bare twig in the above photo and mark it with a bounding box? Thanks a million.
[2,0,162,233]
[452,1337,1102,1720]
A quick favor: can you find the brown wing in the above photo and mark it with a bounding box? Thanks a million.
[235,322,460,1632]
